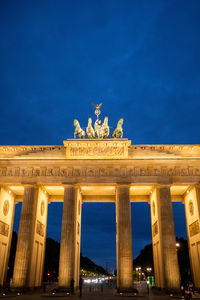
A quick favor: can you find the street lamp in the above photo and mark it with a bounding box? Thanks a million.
[135,267,141,281]
[146,267,152,272]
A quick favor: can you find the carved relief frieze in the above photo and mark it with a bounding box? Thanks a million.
[69,146,125,156]
[0,146,63,155]
[64,139,131,159]
[189,220,200,237]
[0,165,200,178]
[152,221,158,237]
[0,220,9,237]
[36,220,45,237]
[3,200,9,216]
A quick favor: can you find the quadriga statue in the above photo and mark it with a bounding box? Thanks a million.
[112,118,123,138]
[86,118,95,138]
[101,116,109,138]
[74,119,85,139]
[94,116,109,138]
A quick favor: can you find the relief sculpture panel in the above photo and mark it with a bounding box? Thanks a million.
[0,165,200,178]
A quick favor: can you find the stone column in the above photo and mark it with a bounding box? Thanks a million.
[0,187,15,287]
[150,185,180,289]
[116,185,133,291]
[12,185,38,288]
[28,187,49,287]
[184,186,200,288]
[59,185,78,289]
[74,187,82,287]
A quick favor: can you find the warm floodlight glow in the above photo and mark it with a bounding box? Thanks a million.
[147,267,152,272]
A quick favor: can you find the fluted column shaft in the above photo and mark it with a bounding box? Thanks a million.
[59,185,77,288]
[0,187,15,287]
[116,185,133,291]
[151,186,180,289]
[12,185,38,288]
[184,186,200,288]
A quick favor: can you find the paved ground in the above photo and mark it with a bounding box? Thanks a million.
[0,288,177,300]
[1,285,200,300]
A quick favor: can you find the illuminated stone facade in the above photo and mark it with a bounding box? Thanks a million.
[0,139,200,290]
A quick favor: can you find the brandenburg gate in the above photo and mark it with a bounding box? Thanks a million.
[0,105,200,291]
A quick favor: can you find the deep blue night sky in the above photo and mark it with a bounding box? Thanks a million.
[1,0,200,270]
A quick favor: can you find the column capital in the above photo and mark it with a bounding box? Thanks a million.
[21,181,38,186]
[21,182,39,190]
[62,183,77,188]
[116,183,131,188]
[156,183,171,189]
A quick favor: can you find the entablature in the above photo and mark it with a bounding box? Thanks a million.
[0,141,200,160]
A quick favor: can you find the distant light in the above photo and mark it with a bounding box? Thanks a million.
[187,190,189,193]
[147,267,152,272]
[176,242,180,247]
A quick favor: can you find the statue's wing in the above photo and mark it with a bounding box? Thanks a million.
[98,103,102,109]
[92,104,97,109]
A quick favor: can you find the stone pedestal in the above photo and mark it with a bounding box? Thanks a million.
[12,185,38,288]
[116,185,133,291]
[150,186,180,289]
[184,186,200,288]
[59,185,80,289]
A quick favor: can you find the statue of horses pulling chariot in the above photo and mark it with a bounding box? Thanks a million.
[73,103,124,139]
[74,119,85,139]
[112,118,123,138]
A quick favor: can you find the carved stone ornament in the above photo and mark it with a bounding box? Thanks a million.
[64,139,131,159]
[0,220,9,237]
[3,200,9,216]
[152,221,158,237]
[40,200,45,216]
[152,200,155,216]
[189,220,199,237]
[1,165,200,177]
[189,200,194,216]
[36,220,45,237]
